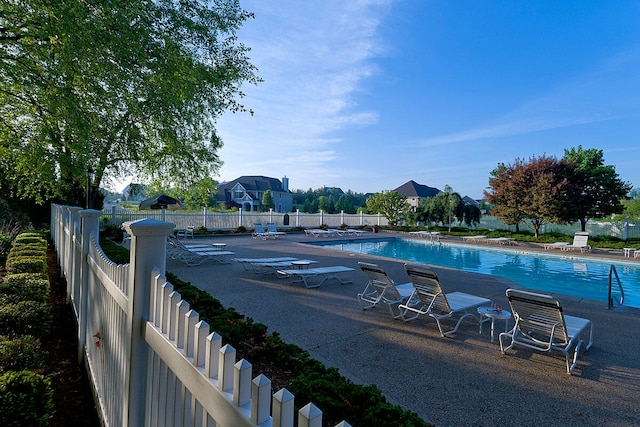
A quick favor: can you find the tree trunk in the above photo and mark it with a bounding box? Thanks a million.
[580,218,587,232]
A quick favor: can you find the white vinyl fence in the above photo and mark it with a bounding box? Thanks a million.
[51,204,351,427]
[459,216,640,240]
[100,206,387,231]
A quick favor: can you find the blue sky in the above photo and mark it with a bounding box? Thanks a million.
[215,1,640,199]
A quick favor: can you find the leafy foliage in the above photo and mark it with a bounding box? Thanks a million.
[0,370,54,427]
[292,187,368,213]
[0,273,50,303]
[366,191,410,226]
[0,335,45,373]
[563,146,632,230]
[1,0,260,206]
[415,187,481,229]
[485,155,578,237]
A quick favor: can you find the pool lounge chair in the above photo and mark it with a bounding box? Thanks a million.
[399,263,492,337]
[251,259,318,275]
[357,262,414,319]
[462,235,487,243]
[277,266,355,288]
[167,236,235,266]
[499,288,593,374]
[544,241,569,250]
[252,222,284,240]
[488,237,516,246]
[562,232,591,253]
[305,229,340,237]
[233,257,300,271]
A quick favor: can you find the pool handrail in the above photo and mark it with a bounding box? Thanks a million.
[608,264,625,309]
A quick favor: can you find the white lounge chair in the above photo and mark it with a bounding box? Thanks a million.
[544,241,569,250]
[357,262,414,319]
[277,266,355,288]
[399,263,492,337]
[167,236,235,266]
[305,229,340,237]
[562,232,591,253]
[265,223,286,237]
[462,235,487,243]
[488,237,515,246]
[251,259,318,275]
[233,257,300,271]
[499,288,593,374]
[252,222,282,240]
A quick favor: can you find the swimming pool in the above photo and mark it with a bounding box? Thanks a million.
[310,237,640,309]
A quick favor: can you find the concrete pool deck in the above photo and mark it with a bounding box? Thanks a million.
[167,231,640,427]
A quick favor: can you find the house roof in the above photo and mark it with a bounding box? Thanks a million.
[216,176,287,197]
[394,180,441,198]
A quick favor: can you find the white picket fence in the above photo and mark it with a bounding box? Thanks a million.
[51,204,351,427]
[100,206,388,231]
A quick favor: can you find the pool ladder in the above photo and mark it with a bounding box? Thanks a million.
[607,265,625,309]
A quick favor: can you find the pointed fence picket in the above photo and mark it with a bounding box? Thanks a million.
[51,204,351,427]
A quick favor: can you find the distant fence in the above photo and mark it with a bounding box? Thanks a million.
[99,206,388,231]
[99,206,639,240]
[469,217,639,240]
[51,204,351,427]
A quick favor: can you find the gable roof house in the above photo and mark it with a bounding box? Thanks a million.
[216,176,293,213]
[394,180,441,209]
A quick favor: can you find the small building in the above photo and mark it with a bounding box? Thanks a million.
[216,176,293,213]
[394,180,441,209]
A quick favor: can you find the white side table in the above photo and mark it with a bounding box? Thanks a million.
[478,306,512,343]
[623,248,635,258]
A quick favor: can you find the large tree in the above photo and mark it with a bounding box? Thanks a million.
[0,0,259,207]
[563,146,632,231]
[485,155,578,237]
[365,191,410,226]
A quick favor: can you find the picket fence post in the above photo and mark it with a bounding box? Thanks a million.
[78,209,102,365]
[122,218,175,427]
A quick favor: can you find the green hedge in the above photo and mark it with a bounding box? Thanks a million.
[5,256,47,274]
[0,273,50,303]
[0,299,52,338]
[0,370,54,427]
[0,335,44,373]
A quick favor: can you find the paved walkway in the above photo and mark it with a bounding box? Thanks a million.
[167,232,640,427]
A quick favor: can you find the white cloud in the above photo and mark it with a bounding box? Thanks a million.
[216,0,391,183]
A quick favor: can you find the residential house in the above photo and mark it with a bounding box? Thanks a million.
[216,176,293,212]
[394,180,441,209]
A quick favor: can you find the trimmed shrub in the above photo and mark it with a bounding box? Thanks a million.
[0,335,44,373]
[0,370,54,427]
[13,233,47,250]
[5,255,47,274]
[0,273,50,303]
[0,299,51,337]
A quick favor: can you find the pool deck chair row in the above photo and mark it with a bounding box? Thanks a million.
[499,288,593,375]
[399,263,492,337]
[357,262,414,319]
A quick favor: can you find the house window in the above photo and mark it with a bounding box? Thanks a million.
[234,190,244,199]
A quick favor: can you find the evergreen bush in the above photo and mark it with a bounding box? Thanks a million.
[0,335,44,373]
[0,273,50,303]
[0,370,54,427]
[5,255,47,274]
[0,299,52,337]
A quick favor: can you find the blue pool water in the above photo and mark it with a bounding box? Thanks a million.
[311,238,640,308]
